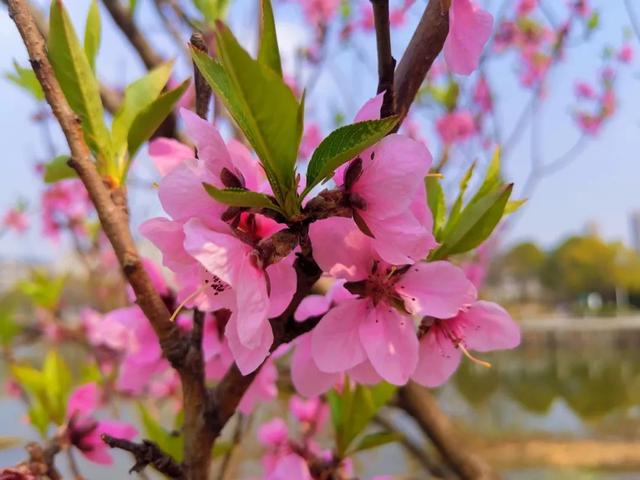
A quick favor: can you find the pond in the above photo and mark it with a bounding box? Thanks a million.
[1,324,638,479]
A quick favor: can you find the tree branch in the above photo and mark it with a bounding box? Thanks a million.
[370,0,396,117]
[101,0,164,70]
[101,434,185,479]
[6,2,211,478]
[190,32,212,119]
[393,0,449,127]
[397,383,497,480]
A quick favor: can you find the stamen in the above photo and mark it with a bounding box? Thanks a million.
[458,343,492,369]
[169,283,209,322]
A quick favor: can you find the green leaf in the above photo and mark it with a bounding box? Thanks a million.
[112,62,175,171]
[258,0,282,76]
[0,308,20,347]
[432,184,513,259]
[17,271,66,310]
[332,381,396,456]
[126,78,189,162]
[304,117,398,196]
[129,0,138,13]
[469,147,501,203]
[194,0,230,25]
[11,365,44,396]
[138,405,183,461]
[202,183,280,211]
[49,0,111,168]
[350,431,401,454]
[5,61,44,100]
[212,441,232,458]
[43,155,75,183]
[587,11,600,31]
[426,176,446,240]
[505,198,527,215]
[28,400,50,438]
[445,161,476,235]
[204,24,301,202]
[43,351,71,425]
[84,0,101,72]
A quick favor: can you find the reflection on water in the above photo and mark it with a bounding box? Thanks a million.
[2,327,640,478]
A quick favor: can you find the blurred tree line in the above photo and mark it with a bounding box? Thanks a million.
[488,233,640,313]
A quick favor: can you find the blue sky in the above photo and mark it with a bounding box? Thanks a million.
[0,0,638,262]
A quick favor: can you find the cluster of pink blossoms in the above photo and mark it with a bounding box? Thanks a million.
[137,83,519,398]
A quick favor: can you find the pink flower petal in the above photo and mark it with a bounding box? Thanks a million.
[291,334,339,397]
[359,305,418,385]
[347,359,382,385]
[266,253,297,318]
[413,327,462,387]
[180,108,234,178]
[139,218,192,271]
[444,0,493,75]
[267,454,313,480]
[225,313,272,375]
[352,134,432,219]
[354,93,384,122]
[308,218,373,281]
[396,261,477,318]
[311,299,368,373]
[148,137,193,176]
[67,383,99,418]
[239,360,278,414]
[235,257,271,347]
[460,301,521,352]
[294,294,332,322]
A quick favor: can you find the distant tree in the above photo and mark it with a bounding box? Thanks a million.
[499,241,546,301]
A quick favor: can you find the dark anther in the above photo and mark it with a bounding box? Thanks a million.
[343,157,363,191]
[220,167,244,189]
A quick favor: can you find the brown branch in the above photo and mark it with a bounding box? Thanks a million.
[6,2,211,478]
[374,413,452,479]
[190,32,212,119]
[393,0,450,127]
[370,0,396,117]
[101,0,164,70]
[101,434,185,479]
[397,383,498,480]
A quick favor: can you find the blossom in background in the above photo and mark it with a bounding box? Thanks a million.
[436,111,476,144]
[66,383,137,464]
[444,0,493,75]
[41,179,91,240]
[2,207,28,233]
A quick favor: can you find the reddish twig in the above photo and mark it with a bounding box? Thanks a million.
[370,0,396,117]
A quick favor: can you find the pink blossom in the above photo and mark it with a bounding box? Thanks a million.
[238,360,278,413]
[618,44,633,64]
[2,208,28,233]
[258,418,289,447]
[444,0,493,75]
[66,383,137,465]
[574,81,596,99]
[309,218,476,385]
[41,179,91,240]
[517,0,537,15]
[267,454,313,480]
[289,396,329,428]
[337,95,438,265]
[575,112,602,135]
[148,137,193,176]
[412,301,521,387]
[299,123,322,160]
[436,111,476,144]
[473,77,493,112]
[297,0,340,25]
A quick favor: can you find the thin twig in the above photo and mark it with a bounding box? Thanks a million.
[370,0,396,117]
[101,434,185,479]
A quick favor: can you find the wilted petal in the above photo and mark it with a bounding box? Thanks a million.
[359,305,418,385]
[311,299,368,373]
[396,261,477,318]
